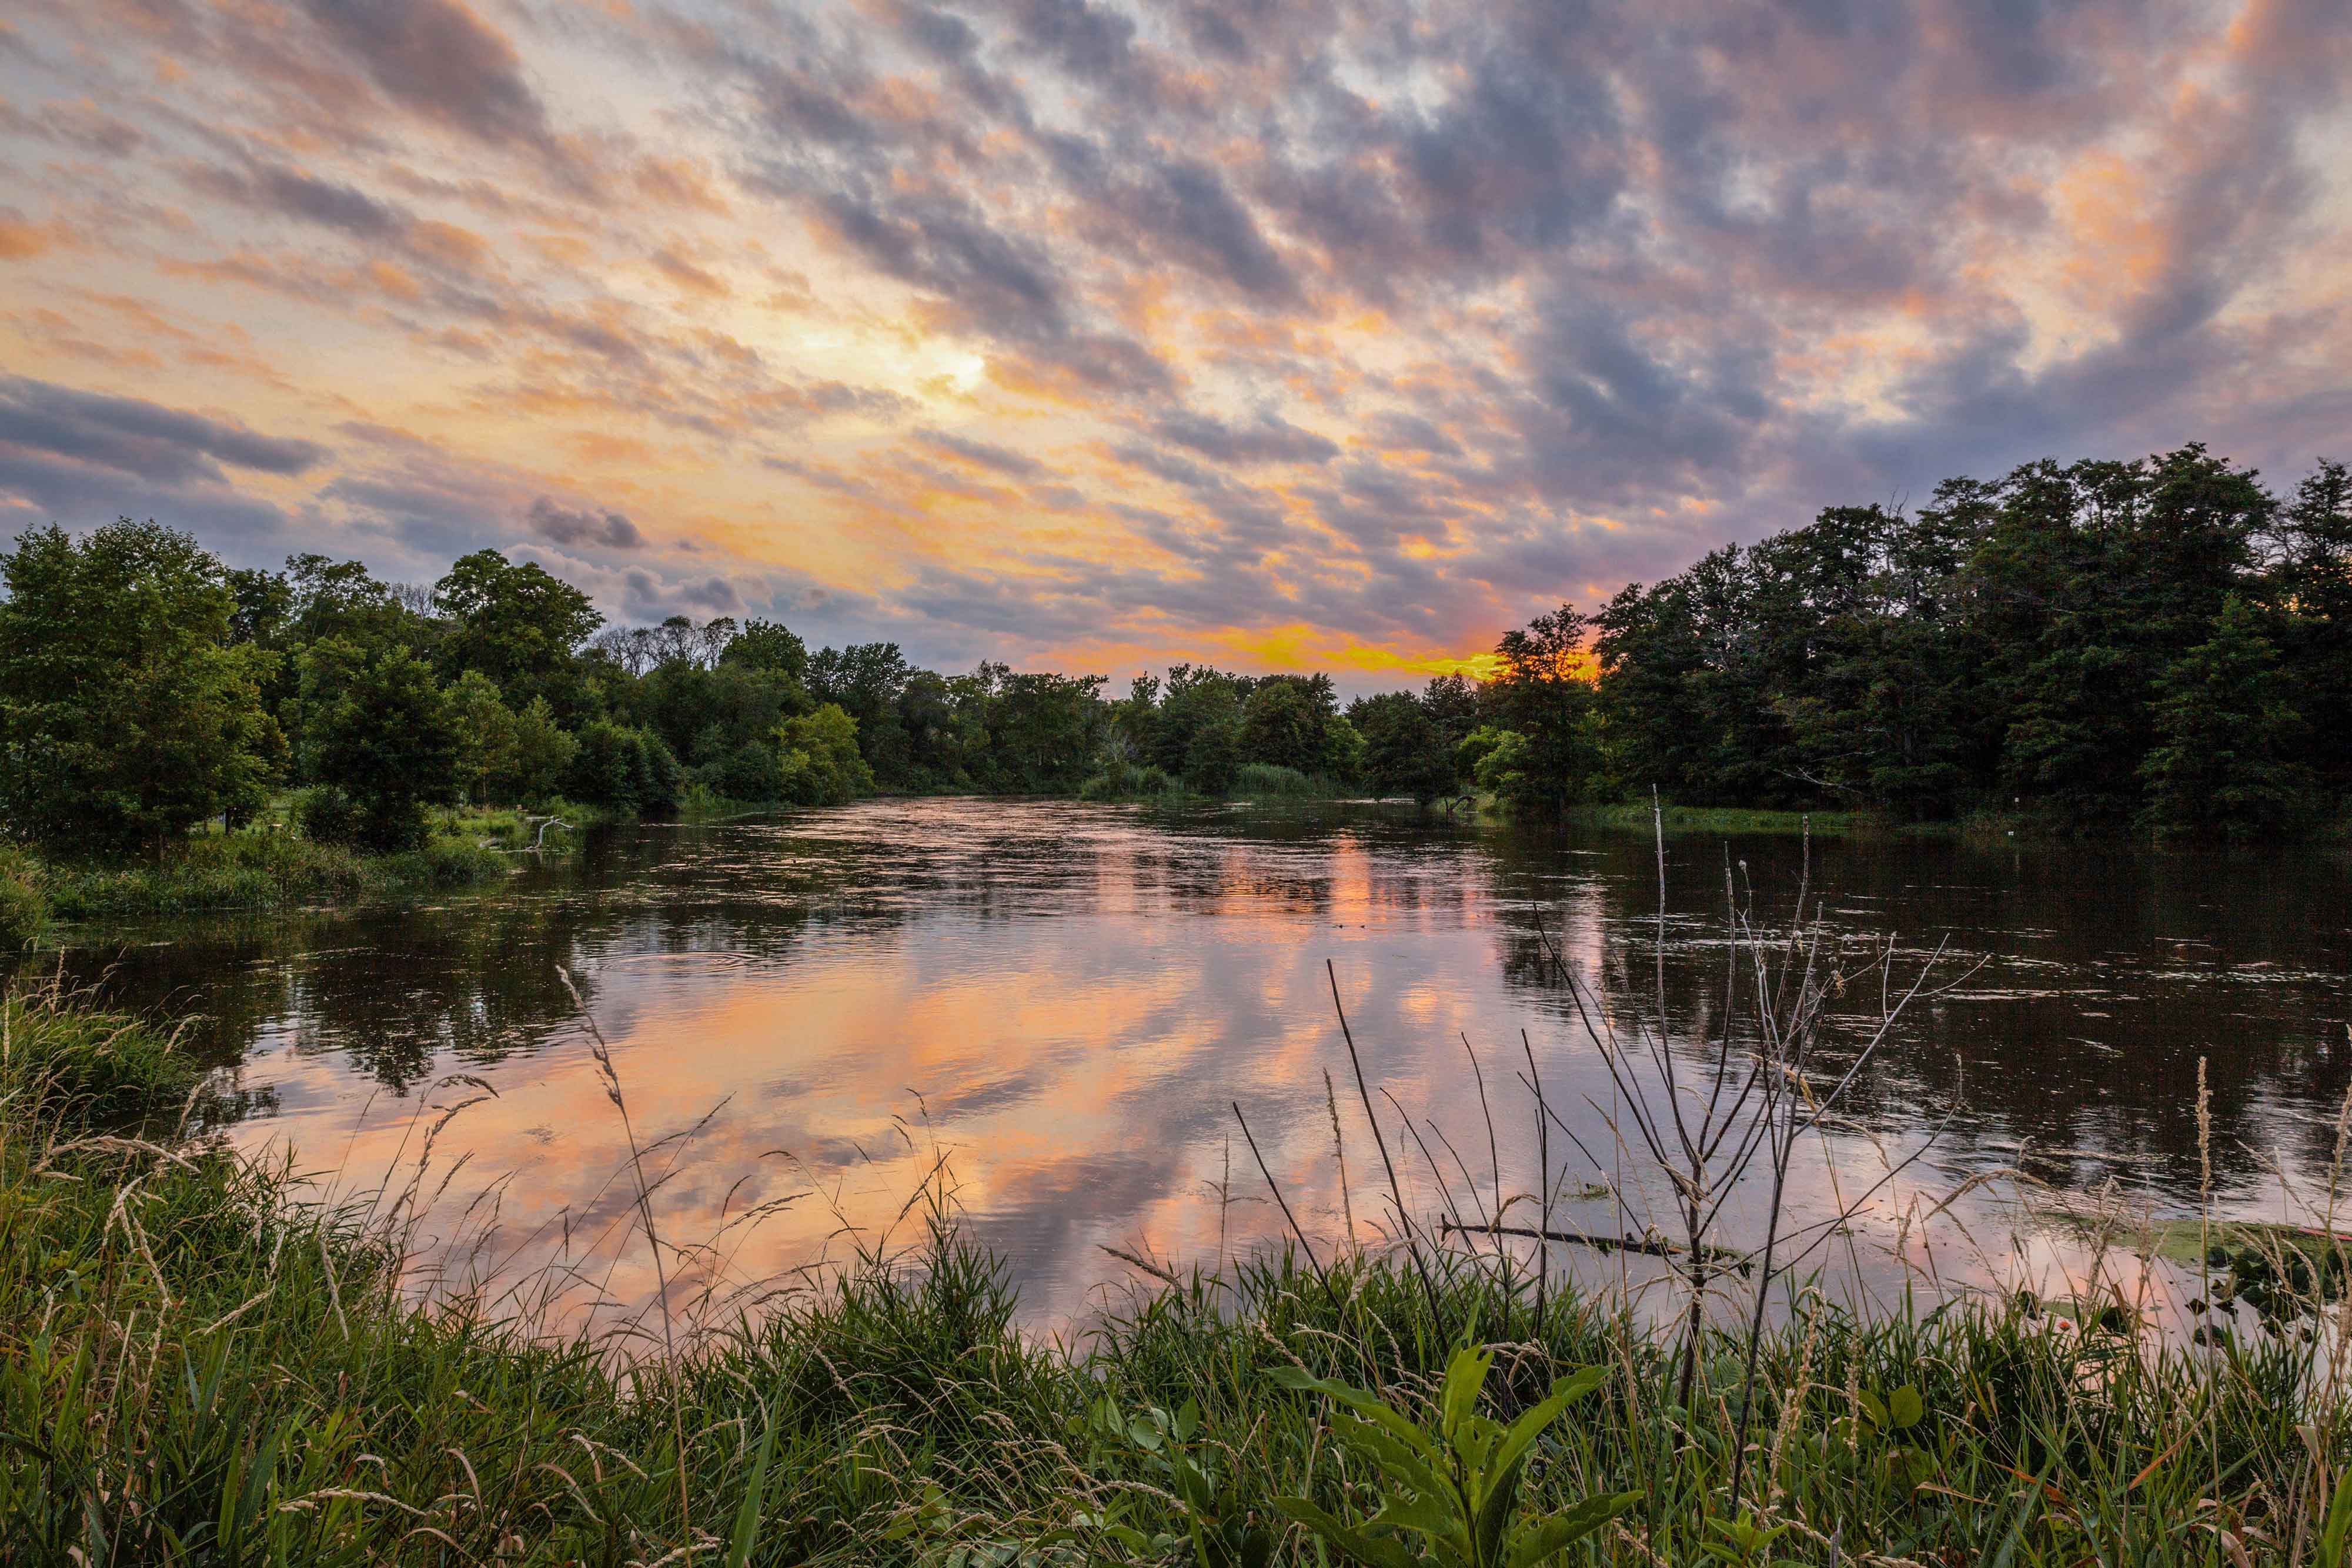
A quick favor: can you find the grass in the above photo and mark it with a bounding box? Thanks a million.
[1563,802,1877,837]
[8,972,2352,1564]
[8,801,600,931]
[1230,763,1348,801]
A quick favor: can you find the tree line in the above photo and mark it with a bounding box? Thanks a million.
[2,443,2346,859]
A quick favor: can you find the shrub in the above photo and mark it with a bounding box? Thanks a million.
[0,846,48,953]
[1232,763,1321,799]
[1079,760,1180,801]
[291,785,363,845]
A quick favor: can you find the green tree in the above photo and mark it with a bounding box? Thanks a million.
[503,696,577,805]
[2140,595,2314,838]
[965,664,1107,794]
[806,643,914,783]
[563,720,682,815]
[445,671,519,805]
[1349,691,1454,801]
[1481,604,1605,813]
[299,638,460,850]
[0,521,280,855]
[721,617,810,682]
[777,703,875,805]
[1237,675,1335,773]
[435,550,602,718]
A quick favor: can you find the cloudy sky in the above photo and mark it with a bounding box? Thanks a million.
[2,0,2347,681]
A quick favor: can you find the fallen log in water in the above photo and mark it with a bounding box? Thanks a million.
[1438,1218,1753,1275]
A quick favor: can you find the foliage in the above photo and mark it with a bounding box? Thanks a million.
[721,616,811,681]
[0,845,48,954]
[778,703,876,805]
[503,695,577,805]
[1589,446,2351,831]
[445,669,519,806]
[434,548,602,719]
[22,443,2352,851]
[298,637,462,851]
[1271,1346,1637,1568]
[29,810,520,920]
[2140,594,2314,838]
[564,718,684,815]
[0,520,282,855]
[1351,691,1456,802]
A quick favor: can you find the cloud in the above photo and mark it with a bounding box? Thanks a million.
[0,376,329,484]
[301,0,549,149]
[1153,410,1339,467]
[526,496,647,550]
[913,427,1046,479]
[2,0,2346,680]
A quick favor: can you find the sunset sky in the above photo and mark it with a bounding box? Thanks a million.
[2,0,2347,683]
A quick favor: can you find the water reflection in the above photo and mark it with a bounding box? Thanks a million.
[53,800,2352,1331]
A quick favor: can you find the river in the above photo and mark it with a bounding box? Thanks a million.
[53,798,2352,1334]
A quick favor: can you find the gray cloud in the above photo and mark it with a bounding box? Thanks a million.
[1153,409,1339,467]
[302,0,548,149]
[913,428,1047,479]
[0,377,329,484]
[526,496,647,550]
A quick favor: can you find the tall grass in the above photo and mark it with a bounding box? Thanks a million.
[14,802,596,930]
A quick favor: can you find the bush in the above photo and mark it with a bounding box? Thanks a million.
[1079,760,1180,801]
[700,741,784,803]
[564,721,685,815]
[0,846,48,953]
[1232,762,1318,798]
[777,704,874,805]
[291,785,364,846]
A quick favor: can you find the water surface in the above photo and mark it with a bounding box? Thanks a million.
[59,800,2352,1331]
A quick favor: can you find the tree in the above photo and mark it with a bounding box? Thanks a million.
[806,642,914,782]
[299,638,460,850]
[1481,604,1605,812]
[1238,675,1337,773]
[0,521,280,854]
[563,720,682,814]
[1152,664,1249,791]
[722,617,808,681]
[435,550,602,717]
[503,697,577,805]
[777,704,875,805]
[1350,691,1454,801]
[445,671,518,805]
[965,664,1107,794]
[2140,595,2314,838]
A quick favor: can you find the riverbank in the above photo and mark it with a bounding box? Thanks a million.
[0,801,599,948]
[5,988,2344,1564]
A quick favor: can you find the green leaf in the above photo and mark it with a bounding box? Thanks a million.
[1505,1492,1642,1567]
[1488,1366,1608,1491]
[1333,1412,1446,1500]
[1272,1496,1432,1568]
[1856,1389,1889,1430]
[2322,1466,2352,1568]
[1271,1365,1438,1459]
[1888,1385,1924,1430]
[724,1412,779,1568]
[1439,1345,1494,1441]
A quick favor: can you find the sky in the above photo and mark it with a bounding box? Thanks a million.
[2,0,2348,685]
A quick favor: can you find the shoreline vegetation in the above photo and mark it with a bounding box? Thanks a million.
[7,444,2352,954]
[11,967,2352,1564]
[0,799,599,949]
